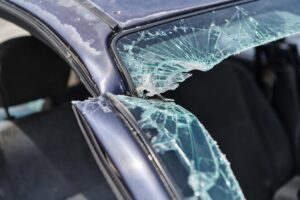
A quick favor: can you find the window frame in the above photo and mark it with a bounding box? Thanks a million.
[109,0,256,96]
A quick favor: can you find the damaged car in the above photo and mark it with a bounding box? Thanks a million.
[0,0,300,199]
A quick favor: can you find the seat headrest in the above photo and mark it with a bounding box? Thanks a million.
[0,36,70,107]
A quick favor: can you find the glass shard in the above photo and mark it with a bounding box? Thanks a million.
[115,0,300,96]
[116,95,245,200]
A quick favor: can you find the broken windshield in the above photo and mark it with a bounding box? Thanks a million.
[115,0,300,96]
[116,95,245,199]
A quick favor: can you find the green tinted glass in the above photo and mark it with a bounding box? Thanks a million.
[116,0,300,96]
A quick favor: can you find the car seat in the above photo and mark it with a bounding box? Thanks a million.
[165,60,300,200]
[0,36,115,200]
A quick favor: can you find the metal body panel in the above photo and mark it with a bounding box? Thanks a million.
[89,0,245,28]
[3,0,126,96]
[73,97,171,200]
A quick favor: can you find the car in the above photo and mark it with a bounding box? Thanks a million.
[0,0,300,199]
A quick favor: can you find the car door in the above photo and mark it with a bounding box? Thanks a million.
[73,93,245,200]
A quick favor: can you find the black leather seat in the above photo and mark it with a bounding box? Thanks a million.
[0,37,115,200]
[166,60,299,200]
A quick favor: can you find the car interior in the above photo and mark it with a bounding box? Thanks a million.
[165,39,300,199]
[0,21,116,200]
[0,19,300,200]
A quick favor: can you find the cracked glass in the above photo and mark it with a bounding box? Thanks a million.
[115,0,300,96]
[116,95,245,200]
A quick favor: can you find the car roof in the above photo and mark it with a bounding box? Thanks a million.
[0,0,257,97]
[89,0,249,28]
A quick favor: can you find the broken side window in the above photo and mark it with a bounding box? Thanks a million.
[115,0,300,96]
[115,95,245,200]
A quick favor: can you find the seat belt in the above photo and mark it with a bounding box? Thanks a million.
[274,176,300,200]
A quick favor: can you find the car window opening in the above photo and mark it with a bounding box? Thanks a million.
[0,19,116,200]
[115,0,300,198]
[115,37,300,200]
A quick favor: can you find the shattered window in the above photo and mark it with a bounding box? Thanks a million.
[116,95,245,200]
[115,0,300,96]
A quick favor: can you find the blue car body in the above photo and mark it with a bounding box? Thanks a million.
[1,0,300,199]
